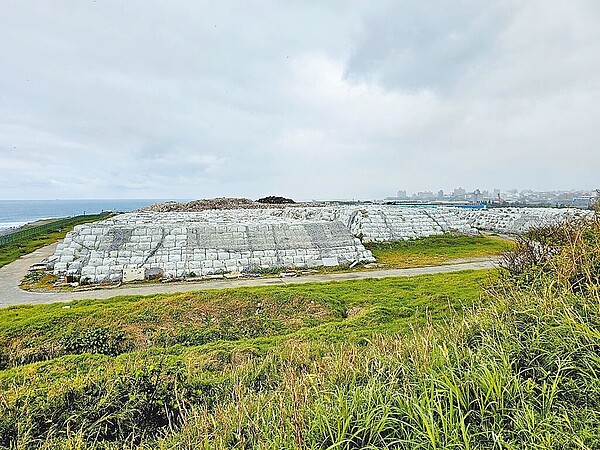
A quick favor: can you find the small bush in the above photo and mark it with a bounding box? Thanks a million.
[60,327,129,356]
[0,361,208,447]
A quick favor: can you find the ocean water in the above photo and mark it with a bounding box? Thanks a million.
[0,199,175,232]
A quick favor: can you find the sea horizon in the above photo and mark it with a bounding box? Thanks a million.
[0,198,185,232]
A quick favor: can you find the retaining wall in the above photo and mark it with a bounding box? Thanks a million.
[51,216,374,282]
[49,206,589,283]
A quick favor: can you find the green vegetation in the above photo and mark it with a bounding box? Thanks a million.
[18,270,61,291]
[1,212,599,449]
[0,270,486,369]
[366,234,513,268]
[0,270,487,448]
[0,213,114,269]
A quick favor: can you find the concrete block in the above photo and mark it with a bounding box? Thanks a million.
[123,267,145,282]
[109,272,123,282]
[322,256,339,267]
[54,262,68,272]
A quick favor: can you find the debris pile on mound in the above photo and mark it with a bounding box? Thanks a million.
[141,197,316,212]
[257,196,296,204]
[141,198,259,212]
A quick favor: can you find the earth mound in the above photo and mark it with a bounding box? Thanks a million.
[256,196,295,204]
[140,198,259,212]
[140,197,315,212]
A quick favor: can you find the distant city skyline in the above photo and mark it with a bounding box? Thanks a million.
[390,187,598,197]
[385,187,598,208]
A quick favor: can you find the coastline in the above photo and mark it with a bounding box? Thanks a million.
[0,217,61,236]
[0,222,30,236]
[0,198,170,236]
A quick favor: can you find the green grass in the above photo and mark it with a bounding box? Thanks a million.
[0,269,491,449]
[0,270,488,370]
[0,213,114,269]
[366,234,513,268]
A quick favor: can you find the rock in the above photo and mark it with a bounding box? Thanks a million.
[224,272,242,279]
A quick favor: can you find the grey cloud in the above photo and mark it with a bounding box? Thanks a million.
[345,0,513,92]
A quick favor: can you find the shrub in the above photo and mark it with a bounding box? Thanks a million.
[60,327,129,356]
[0,361,207,447]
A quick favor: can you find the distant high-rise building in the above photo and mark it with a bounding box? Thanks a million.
[397,190,407,199]
[437,190,444,199]
[452,187,466,199]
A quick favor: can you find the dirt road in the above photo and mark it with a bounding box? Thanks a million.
[0,243,498,308]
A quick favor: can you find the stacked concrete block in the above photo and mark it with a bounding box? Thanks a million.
[50,205,587,283]
[278,206,477,242]
[276,205,581,240]
[457,207,587,234]
[348,207,476,242]
[52,216,375,283]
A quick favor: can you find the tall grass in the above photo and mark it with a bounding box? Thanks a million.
[1,212,599,449]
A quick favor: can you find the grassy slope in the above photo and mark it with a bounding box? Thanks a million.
[0,271,489,449]
[0,213,113,268]
[0,270,488,372]
[366,234,513,268]
[0,232,64,268]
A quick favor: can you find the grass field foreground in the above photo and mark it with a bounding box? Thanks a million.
[0,269,490,448]
[0,270,487,370]
[366,234,513,268]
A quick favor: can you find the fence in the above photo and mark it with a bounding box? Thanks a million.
[0,213,113,247]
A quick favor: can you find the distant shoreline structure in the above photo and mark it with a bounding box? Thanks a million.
[1,193,597,237]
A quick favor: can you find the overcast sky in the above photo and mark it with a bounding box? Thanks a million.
[1,1,599,200]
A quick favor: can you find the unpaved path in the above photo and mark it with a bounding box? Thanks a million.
[0,243,498,308]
